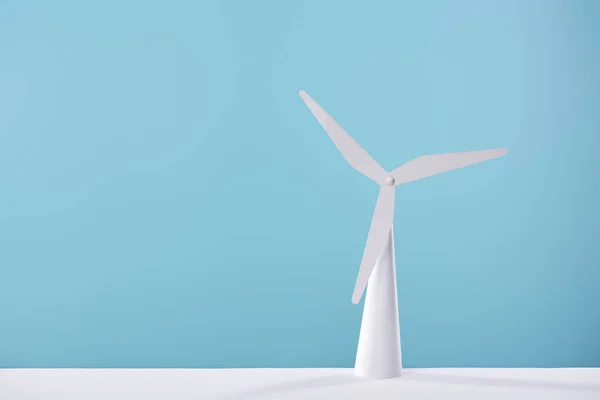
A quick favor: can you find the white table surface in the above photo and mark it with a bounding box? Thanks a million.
[1,368,599,400]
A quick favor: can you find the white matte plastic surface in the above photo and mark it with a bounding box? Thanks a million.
[355,227,402,379]
[391,149,508,185]
[351,186,395,304]
[298,90,508,381]
[299,90,387,185]
[1,368,599,399]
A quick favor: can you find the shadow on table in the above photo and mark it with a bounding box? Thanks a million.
[199,371,600,399]
[403,371,600,393]
[201,374,362,398]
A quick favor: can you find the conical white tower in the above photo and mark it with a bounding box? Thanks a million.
[354,228,402,379]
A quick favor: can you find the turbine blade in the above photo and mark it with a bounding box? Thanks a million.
[351,186,395,304]
[391,148,508,185]
[299,90,387,185]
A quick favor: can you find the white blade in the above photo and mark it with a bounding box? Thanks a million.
[391,148,508,185]
[352,186,395,304]
[299,90,387,185]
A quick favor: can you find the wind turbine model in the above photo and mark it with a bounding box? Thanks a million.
[298,90,507,380]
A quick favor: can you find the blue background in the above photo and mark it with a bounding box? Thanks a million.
[1,0,598,368]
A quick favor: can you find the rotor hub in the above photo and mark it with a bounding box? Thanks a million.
[385,176,396,186]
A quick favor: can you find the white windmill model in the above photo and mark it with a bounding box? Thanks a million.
[299,90,507,380]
